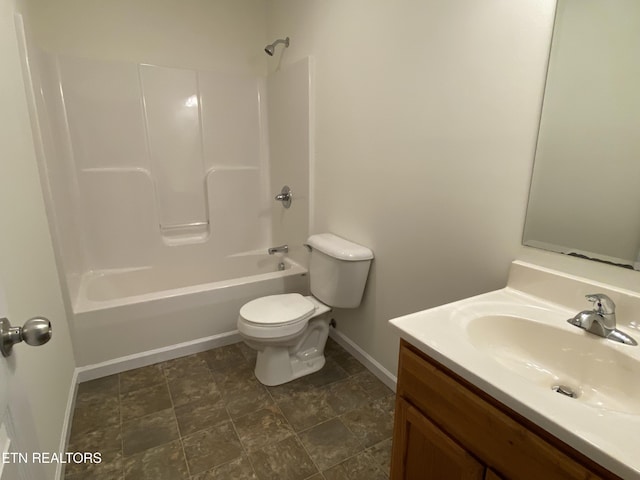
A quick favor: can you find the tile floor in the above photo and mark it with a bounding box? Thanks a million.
[65,338,395,480]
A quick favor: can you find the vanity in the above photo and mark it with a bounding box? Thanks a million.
[388,0,640,476]
[389,261,640,480]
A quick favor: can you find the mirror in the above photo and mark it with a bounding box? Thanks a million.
[523,0,640,270]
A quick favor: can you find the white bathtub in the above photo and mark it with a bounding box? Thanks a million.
[71,255,308,367]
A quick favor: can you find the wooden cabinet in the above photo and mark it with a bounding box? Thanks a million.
[394,397,484,479]
[391,340,620,480]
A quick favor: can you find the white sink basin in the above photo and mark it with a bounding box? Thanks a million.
[466,314,640,415]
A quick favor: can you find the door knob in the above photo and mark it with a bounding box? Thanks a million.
[0,316,52,357]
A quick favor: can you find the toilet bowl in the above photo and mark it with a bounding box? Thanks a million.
[237,233,373,386]
[238,294,331,386]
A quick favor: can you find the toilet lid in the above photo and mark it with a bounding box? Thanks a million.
[240,293,315,326]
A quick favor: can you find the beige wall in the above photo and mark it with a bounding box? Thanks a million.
[267,0,556,374]
[23,0,267,74]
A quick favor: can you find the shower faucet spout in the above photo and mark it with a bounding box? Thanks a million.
[268,245,288,255]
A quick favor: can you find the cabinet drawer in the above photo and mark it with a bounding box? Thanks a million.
[397,341,613,480]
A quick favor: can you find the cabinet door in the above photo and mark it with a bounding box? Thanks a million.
[391,398,485,480]
[485,469,503,480]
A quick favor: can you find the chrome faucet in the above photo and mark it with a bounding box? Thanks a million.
[567,293,637,345]
[268,244,288,255]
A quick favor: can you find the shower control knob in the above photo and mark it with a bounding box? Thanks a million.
[275,185,292,209]
[0,316,52,357]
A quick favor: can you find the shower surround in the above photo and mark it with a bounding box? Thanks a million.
[23,41,312,367]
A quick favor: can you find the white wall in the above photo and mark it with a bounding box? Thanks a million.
[524,0,640,265]
[22,0,267,74]
[268,57,312,266]
[0,1,76,477]
[267,0,557,374]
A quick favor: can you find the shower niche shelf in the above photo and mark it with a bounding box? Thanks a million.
[161,222,210,246]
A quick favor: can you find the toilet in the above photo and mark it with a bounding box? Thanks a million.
[237,233,374,386]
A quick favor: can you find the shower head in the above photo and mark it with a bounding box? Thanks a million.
[264,37,290,56]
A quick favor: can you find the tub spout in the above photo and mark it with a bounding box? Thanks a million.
[268,245,288,255]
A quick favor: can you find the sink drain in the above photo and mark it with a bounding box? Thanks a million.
[552,384,578,398]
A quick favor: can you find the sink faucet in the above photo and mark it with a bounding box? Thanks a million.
[567,293,637,345]
[268,244,288,255]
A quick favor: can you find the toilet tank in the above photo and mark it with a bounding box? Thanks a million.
[306,233,374,308]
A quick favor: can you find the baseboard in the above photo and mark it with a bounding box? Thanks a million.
[329,328,397,392]
[56,368,79,480]
[75,330,241,383]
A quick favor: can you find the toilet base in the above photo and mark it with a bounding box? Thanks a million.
[245,315,330,386]
[254,347,326,386]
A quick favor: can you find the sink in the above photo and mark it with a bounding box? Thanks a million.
[466,314,640,415]
[389,261,640,479]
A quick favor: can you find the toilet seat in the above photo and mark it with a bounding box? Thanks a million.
[238,293,317,339]
[240,293,315,326]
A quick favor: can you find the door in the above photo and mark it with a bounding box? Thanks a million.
[1,0,76,479]
[1,287,38,480]
[391,397,485,480]
[1,0,48,474]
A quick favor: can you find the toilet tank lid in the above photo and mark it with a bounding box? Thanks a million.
[306,233,374,261]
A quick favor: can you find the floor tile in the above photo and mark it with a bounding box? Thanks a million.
[267,376,314,403]
[69,396,120,437]
[122,440,189,480]
[211,363,256,392]
[162,354,210,381]
[340,395,394,448]
[324,338,347,357]
[66,471,123,480]
[323,450,387,480]
[167,372,221,407]
[182,421,243,475]
[64,442,122,479]
[367,437,393,475]
[120,383,172,421]
[298,418,362,471]
[122,409,179,457]
[275,385,336,432]
[222,377,274,419]
[67,340,396,480]
[234,406,294,452]
[75,375,119,407]
[66,425,122,474]
[333,352,368,376]
[236,341,258,363]
[174,396,229,436]
[300,358,349,389]
[119,364,165,394]
[201,344,247,372]
[351,371,393,400]
[249,435,318,480]
[325,377,372,415]
[191,454,257,480]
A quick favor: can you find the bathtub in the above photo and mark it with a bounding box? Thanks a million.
[70,255,308,367]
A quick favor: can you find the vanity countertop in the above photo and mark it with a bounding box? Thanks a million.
[389,261,640,480]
